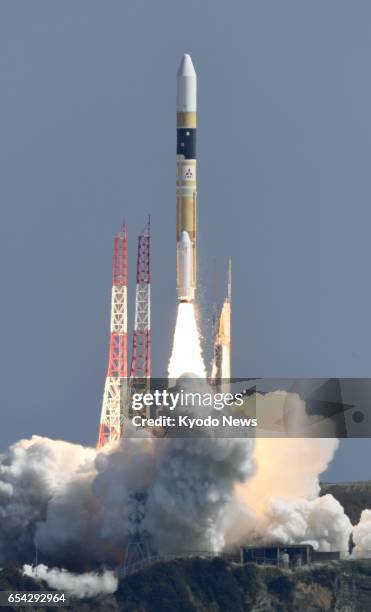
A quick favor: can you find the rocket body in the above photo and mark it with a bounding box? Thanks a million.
[176,54,197,302]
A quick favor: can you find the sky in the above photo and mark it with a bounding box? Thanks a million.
[0,1,371,481]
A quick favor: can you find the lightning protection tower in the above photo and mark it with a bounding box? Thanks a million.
[129,219,151,415]
[97,225,128,448]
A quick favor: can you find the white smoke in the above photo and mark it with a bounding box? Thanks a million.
[0,388,356,572]
[0,384,255,568]
[23,564,118,598]
[352,509,371,558]
[0,436,95,564]
[225,392,352,552]
[251,494,351,552]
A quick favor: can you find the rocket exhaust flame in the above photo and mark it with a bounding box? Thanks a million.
[168,303,206,380]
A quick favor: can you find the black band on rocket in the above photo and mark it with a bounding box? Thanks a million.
[177,128,196,159]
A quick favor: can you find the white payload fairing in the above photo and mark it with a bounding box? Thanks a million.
[176,54,197,302]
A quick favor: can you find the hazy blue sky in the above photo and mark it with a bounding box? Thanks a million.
[1,1,371,481]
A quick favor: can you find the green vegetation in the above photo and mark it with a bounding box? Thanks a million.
[2,558,371,611]
[0,567,45,592]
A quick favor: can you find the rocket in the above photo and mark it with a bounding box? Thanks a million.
[176,54,197,302]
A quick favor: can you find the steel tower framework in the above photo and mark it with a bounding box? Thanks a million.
[129,219,151,404]
[97,225,128,448]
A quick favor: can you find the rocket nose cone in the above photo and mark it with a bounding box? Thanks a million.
[176,54,197,112]
[177,54,196,77]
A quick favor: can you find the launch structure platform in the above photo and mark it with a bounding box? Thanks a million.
[97,220,151,448]
[97,225,128,448]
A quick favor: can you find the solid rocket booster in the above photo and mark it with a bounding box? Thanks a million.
[176,54,197,302]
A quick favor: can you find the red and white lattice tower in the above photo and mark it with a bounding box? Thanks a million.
[129,219,151,405]
[97,225,128,448]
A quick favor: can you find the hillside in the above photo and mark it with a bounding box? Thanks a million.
[1,482,371,611]
[2,558,371,611]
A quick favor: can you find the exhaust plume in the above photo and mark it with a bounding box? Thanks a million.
[226,392,352,552]
[0,390,353,571]
[168,303,206,380]
[0,405,254,569]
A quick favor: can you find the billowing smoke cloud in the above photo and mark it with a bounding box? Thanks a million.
[36,380,255,561]
[352,509,371,558]
[225,392,352,552]
[244,494,351,552]
[23,564,118,598]
[0,386,356,577]
[0,436,95,565]
[0,379,255,570]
